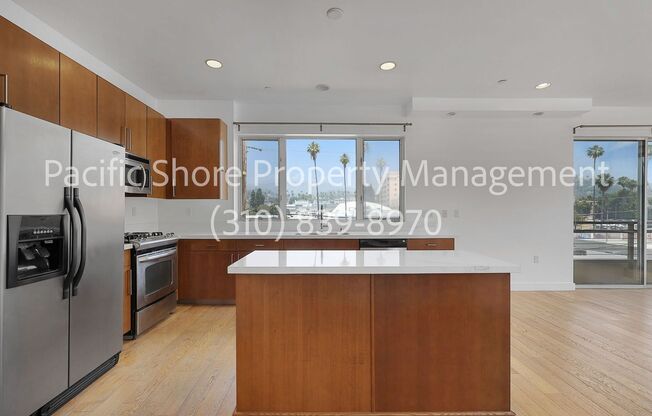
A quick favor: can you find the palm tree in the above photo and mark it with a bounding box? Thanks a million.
[586,145,605,217]
[307,141,321,218]
[376,157,387,218]
[339,153,350,218]
[596,173,614,221]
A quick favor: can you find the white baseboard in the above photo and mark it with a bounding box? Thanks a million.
[511,282,576,291]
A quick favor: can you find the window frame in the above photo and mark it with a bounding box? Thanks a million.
[237,134,405,221]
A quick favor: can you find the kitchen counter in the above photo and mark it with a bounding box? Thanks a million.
[228,249,518,274]
[231,249,515,416]
[124,243,133,250]
[179,231,455,240]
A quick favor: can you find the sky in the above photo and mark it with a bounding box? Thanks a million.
[573,141,640,182]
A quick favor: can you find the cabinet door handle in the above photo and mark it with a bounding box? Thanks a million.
[254,244,265,248]
[426,243,439,247]
[128,271,132,296]
[172,184,176,198]
[0,73,8,107]
[230,253,234,263]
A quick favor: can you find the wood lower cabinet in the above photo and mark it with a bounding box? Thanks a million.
[97,78,125,145]
[60,54,97,137]
[0,16,60,124]
[125,94,147,156]
[373,274,510,412]
[147,107,168,198]
[169,118,227,199]
[406,237,455,250]
[236,274,372,412]
[282,239,359,250]
[178,240,237,304]
[123,250,132,335]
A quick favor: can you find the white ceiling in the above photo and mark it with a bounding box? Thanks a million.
[12,0,652,106]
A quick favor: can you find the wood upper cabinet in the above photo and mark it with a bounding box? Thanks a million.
[178,240,236,304]
[97,78,125,145]
[0,16,60,124]
[60,54,97,137]
[125,95,147,156]
[169,118,228,199]
[147,107,167,198]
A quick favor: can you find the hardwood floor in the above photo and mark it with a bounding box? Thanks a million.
[55,290,652,416]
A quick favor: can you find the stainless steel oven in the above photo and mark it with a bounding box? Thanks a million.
[125,152,151,195]
[135,247,178,310]
[125,232,178,337]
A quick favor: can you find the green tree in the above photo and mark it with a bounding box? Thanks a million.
[586,145,605,216]
[340,153,350,218]
[596,173,614,220]
[307,141,321,218]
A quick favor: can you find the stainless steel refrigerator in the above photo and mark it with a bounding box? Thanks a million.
[0,106,125,415]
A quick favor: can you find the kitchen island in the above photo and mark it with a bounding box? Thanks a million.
[228,250,519,416]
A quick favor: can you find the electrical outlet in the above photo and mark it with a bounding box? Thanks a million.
[441,209,448,218]
[131,207,136,216]
[185,207,192,217]
[453,209,460,218]
[533,255,539,264]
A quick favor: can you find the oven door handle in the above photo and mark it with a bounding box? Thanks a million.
[138,249,176,263]
[71,188,87,296]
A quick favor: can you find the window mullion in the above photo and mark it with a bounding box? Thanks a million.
[279,138,287,219]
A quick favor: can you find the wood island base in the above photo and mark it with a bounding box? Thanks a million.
[234,273,513,416]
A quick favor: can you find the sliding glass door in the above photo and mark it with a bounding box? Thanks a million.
[573,140,645,285]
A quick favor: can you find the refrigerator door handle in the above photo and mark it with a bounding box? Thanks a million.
[63,187,76,299]
[72,188,87,296]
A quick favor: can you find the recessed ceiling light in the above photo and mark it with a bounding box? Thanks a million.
[205,59,222,69]
[326,7,344,20]
[380,61,397,71]
[533,111,545,116]
[447,112,457,117]
[315,84,330,91]
[264,86,271,89]
[497,79,508,84]
[535,82,551,89]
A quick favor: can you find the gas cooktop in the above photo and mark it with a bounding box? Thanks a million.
[124,232,178,251]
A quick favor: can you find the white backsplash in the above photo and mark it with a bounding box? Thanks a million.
[125,198,159,232]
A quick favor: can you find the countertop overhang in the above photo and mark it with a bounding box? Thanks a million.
[227,249,520,275]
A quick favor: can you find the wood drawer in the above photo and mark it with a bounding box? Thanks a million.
[186,239,237,252]
[282,239,359,250]
[236,239,283,251]
[407,238,455,250]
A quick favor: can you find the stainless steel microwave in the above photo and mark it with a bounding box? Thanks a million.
[125,153,152,195]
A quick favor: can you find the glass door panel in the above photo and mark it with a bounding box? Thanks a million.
[573,140,644,285]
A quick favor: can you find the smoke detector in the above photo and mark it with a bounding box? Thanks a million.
[326,8,344,20]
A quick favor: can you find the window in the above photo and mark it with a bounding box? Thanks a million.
[241,139,280,218]
[362,139,402,220]
[240,136,403,220]
[286,138,357,219]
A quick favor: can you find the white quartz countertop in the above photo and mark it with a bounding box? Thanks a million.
[227,250,519,275]
[124,243,133,250]
[178,232,454,240]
